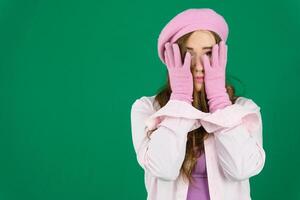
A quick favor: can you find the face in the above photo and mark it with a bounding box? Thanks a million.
[185,30,217,92]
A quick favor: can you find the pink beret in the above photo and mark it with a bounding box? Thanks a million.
[157,8,229,65]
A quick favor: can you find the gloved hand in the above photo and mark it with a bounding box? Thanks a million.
[164,42,194,104]
[201,40,232,113]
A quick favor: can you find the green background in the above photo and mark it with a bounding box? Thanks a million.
[0,0,299,199]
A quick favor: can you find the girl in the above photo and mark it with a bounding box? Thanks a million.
[130,8,266,200]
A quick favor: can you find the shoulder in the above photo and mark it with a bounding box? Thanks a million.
[235,96,261,112]
[131,94,160,112]
[131,95,261,113]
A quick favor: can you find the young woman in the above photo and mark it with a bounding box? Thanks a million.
[130,8,266,200]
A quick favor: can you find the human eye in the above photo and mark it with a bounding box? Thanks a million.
[205,51,212,57]
[187,50,195,57]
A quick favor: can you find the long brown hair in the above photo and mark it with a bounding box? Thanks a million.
[147,30,240,185]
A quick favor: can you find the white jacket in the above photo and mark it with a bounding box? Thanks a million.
[130,95,266,200]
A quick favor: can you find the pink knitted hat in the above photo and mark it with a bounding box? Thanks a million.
[157,8,229,65]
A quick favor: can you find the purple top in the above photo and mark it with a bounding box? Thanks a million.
[186,152,211,200]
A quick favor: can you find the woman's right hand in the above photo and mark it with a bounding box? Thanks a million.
[164,42,194,104]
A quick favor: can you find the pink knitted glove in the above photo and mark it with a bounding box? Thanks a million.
[164,42,193,104]
[201,40,232,113]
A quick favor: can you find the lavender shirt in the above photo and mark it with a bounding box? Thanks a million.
[186,152,211,200]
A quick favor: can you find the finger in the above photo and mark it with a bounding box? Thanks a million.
[164,50,170,67]
[201,54,211,72]
[219,41,227,66]
[172,43,182,68]
[211,43,219,67]
[183,51,191,69]
[224,44,228,66]
[165,42,175,68]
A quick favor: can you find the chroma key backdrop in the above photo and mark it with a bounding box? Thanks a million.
[0,0,299,200]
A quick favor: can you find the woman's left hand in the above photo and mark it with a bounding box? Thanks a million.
[201,40,232,113]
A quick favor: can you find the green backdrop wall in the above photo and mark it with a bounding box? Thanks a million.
[0,0,299,199]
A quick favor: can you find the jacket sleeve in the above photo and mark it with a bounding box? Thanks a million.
[130,97,201,181]
[200,97,266,181]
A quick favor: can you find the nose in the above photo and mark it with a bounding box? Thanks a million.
[192,56,204,75]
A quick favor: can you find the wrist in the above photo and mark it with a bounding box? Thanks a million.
[170,93,193,105]
[208,94,232,113]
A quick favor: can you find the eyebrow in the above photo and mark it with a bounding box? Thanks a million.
[186,46,212,50]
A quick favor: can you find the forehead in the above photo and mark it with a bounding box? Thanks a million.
[185,30,216,48]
